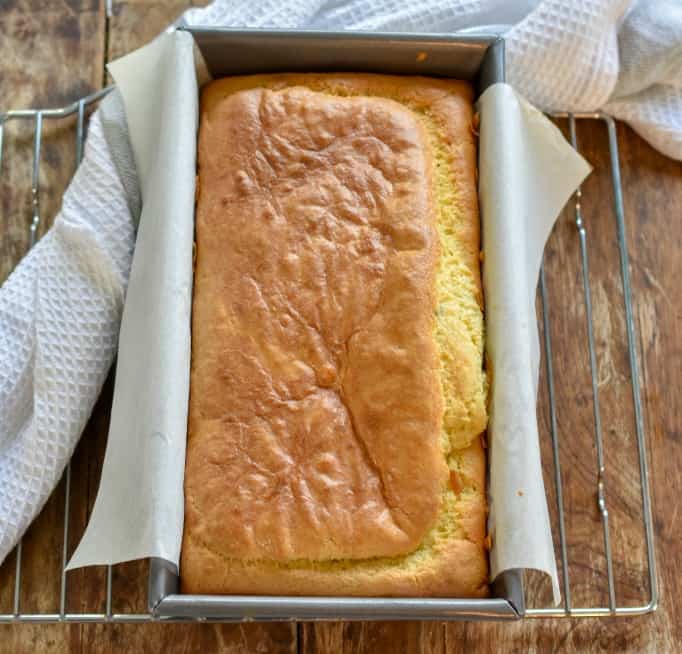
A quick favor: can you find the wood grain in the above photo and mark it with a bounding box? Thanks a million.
[300,622,445,654]
[0,1,106,652]
[106,0,201,63]
[1,1,682,652]
[0,0,106,282]
[0,0,107,613]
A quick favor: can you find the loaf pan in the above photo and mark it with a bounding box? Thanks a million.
[149,27,523,622]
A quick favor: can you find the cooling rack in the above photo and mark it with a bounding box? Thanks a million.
[0,91,658,623]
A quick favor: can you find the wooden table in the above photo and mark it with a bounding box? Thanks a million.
[1,2,680,652]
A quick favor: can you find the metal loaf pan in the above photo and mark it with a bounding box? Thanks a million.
[150,27,522,622]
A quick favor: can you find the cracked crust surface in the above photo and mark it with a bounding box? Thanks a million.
[182,73,488,597]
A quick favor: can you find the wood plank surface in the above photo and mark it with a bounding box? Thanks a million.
[1,1,681,653]
[0,3,107,654]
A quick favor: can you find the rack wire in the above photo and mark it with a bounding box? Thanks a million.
[0,93,658,623]
[528,112,658,618]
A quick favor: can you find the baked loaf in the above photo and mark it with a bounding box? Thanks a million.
[182,73,488,597]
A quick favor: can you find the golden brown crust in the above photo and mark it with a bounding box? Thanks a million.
[201,73,481,306]
[182,439,488,598]
[182,73,487,597]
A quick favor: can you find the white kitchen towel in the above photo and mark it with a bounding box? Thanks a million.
[2,0,681,568]
[183,0,682,159]
[604,0,682,159]
[0,107,135,563]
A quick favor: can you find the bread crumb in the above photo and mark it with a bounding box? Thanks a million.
[517,489,524,497]
[416,51,428,62]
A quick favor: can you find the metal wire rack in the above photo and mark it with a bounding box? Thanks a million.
[0,92,658,623]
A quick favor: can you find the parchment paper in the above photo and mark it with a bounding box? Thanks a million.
[68,32,591,605]
[477,84,591,604]
[67,30,197,569]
